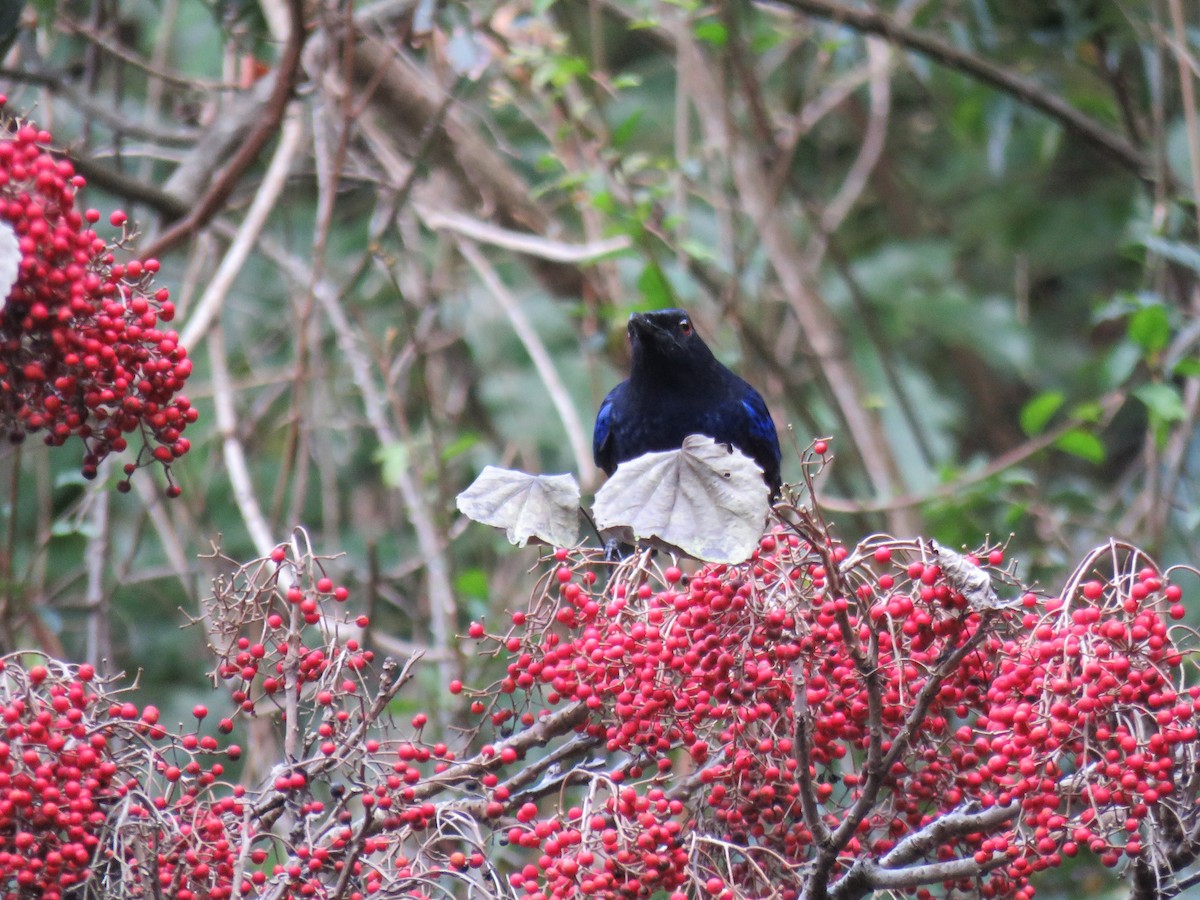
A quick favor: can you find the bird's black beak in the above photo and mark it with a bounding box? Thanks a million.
[627,313,656,340]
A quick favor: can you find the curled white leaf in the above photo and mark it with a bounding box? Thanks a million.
[931,540,1003,610]
[592,435,770,564]
[457,466,581,548]
[0,220,20,313]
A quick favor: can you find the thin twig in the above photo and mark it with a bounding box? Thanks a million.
[138,0,307,259]
[82,485,111,669]
[178,105,306,351]
[819,391,1123,514]
[61,19,238,92]
[421,206,632,264]
[770,0,1152,181]
[208,324,277,556]
[0,66,201,145]
[819,37,892,234]
[451,236,597,487]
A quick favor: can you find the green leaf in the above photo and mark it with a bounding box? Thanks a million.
[693,20,727,46]
[611,73,642,90]
[1054,429,1106,463]
[1134,383,1186,422]
[440,432,479,461]
[1069,401,1104,423]
[590,190,615,214]
[375,442,410,487]
[679,239,718,263]
[454,568,489,600]
[637,263,673,308]
[1173,357,1200,378]
[1019,390,1065,436]
[1143,235,1200,274]
[612,110,643,148]
[1128,305,1171,354]
[1101,342,1141,390]
[533,55,588,90]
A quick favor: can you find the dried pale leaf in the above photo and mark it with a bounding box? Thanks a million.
[0,220,19,312]
[931,541,1003,610]
[456,466,581,548]
[593,435,770,564]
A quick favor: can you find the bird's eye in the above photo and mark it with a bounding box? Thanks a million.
[679,318,692,336]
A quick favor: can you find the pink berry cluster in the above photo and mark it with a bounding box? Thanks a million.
[0,101,195,492]
[464,531,1199,899]
[0,656,241,899]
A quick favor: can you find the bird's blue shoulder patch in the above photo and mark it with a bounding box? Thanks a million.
[593,384,623,467]
[742,395,777,444]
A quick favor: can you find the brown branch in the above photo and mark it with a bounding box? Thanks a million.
[345,34,591,299]
[771,0,1153,182]
[60,151,190,219]
[0,66,201,146]
[819,391,1125,514]
[138,0,307,260]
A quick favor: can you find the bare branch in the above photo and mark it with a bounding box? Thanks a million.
[451,236,597,487]
[139,0,308,259]
[421,206,632,264]
[769,0,1153,181]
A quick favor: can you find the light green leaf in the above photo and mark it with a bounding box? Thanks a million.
[440,432,479,461]
[1134,382,1186,422]
[637,263,673,308]
[1173,357,1200,378]
[612,110,643,148]
[1143,235,1200,274]
[375,442,410,487]
[1101,342,1141,389]
[679,239,718,263]
[694,20,727,46]
[1019,390,1065,436]
[1054,429,1106,463]
[455,568,489,600]
[1128,305,1170,354]
[1069,401,1104,423]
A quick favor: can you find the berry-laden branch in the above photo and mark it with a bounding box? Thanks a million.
[454,446,1200,898]
[4,447,1200,897]
[0,106,195,492]
[137,0,307,261]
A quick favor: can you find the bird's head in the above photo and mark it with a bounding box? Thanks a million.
[626,308,717,376]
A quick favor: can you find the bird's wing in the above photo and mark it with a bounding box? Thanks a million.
[593,383,624,474]
[740,390,782,485]
[741,393,780,454]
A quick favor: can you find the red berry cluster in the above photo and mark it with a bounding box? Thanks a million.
[464,532,1200,899]
[0,102,195,492]
[0,542,459,900]
[506,789,689,898]
[200,540,470,896]
[207,545,371,724]
[0,657,240,899]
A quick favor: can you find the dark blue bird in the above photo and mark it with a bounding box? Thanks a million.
[593,309,782,498]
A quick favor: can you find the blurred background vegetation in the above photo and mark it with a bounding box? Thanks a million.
[0,0,1198,892]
